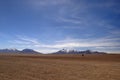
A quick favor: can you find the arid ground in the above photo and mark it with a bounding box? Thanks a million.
[0,54,120,80]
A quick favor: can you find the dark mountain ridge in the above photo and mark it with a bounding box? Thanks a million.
[0,48,42,54]
[0,48,107,54]
[52,49,107,54]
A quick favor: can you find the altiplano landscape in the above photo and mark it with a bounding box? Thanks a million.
[0,54,120,80]
[0,0,120,80]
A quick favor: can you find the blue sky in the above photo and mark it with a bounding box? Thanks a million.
[0,0,120,53]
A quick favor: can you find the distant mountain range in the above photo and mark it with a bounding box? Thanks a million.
[0,48,107,54]
[52,49,107,54]
[0,49,41,54]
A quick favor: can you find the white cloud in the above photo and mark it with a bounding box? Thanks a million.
[9,35,41,47]
[57,17,82,24]
[110,30,120,36]
[9,35,120,53]
[36,48,58,53]
[17,35,40,44]
[27,0,118,31]
[53,38,120,48]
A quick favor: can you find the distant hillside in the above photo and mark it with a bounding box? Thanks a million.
[21,49,41,54]
[52,49,107,54]
[0,49,20,53]
[0,49,42,54]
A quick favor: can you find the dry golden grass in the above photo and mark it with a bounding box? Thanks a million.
[0,54,120,80]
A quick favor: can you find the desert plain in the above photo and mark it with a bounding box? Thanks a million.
[0,54,120,80]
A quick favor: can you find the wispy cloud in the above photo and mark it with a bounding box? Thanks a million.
[9,35,120,53]
[27,0,118,31]
[57,17,82,24]
[29,0,71,7]
[109,30,120,36]
[53,37,120,48]
[11,36,40,44]
[6,0,120,53]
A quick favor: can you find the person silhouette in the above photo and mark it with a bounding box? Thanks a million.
[82,54,84,56]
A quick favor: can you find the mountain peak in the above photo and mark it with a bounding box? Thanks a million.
[21,49,41,54]
[52,49,107,54]
[0,48,42,54]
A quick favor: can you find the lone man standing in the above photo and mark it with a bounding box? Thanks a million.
[82,54,84,56]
